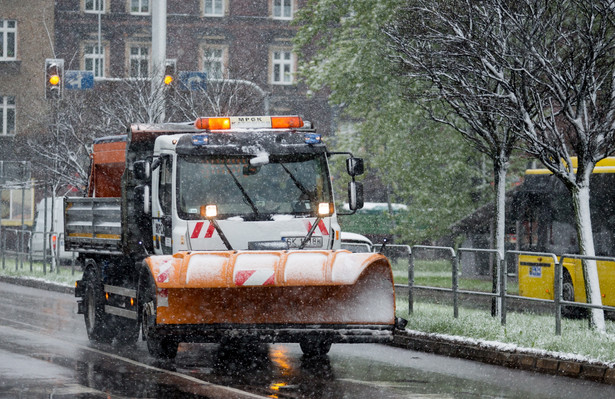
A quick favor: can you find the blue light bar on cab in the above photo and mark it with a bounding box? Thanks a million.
[304,133,321,144]
[192,134,209,145]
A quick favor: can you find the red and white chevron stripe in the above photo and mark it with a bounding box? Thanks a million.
[234,269,275,286]
[305,219,329,236]
[190,221,216,239]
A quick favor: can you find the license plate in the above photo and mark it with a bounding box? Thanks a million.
[283,236,323,248]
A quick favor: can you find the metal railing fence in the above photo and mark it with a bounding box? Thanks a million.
[403,245,615,335]
[557,254,615,334]
[1,227,30,271]
[1,227,76,275]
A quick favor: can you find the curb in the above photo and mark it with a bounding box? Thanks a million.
[0,275,74,295]
[392,329,615,385]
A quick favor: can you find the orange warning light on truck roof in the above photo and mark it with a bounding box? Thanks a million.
[271,116,303,128]
[194,116,303,130]
[194,117,231,130]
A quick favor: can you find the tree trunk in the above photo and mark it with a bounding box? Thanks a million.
[491,157,509,317]
[571,183,605,331]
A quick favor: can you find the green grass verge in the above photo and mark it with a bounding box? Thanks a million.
[0,257,82,286]
[395,298,615,363]
[392,258,615,363]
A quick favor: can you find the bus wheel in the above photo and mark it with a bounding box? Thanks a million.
[83,270,113,344]
[562,274,586,319]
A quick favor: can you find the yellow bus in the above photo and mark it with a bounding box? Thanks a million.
[515,158,615,316]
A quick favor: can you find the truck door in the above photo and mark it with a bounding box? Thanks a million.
[153,155,174,255]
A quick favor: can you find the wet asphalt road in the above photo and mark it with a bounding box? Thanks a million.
[0,281,614,399]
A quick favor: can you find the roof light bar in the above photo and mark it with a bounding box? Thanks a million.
[194,115,304,130]
[195,117,231,130]
[271,116,304,129]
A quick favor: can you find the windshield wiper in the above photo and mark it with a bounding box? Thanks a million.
[224,163,260,217]
[280,163,314,201]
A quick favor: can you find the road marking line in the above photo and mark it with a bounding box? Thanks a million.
[0,317,267,399]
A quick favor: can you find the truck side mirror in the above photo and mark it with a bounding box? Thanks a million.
[150,157,161,171]
[348,181,364,210]
[134,160,150,181]
[346,157,364,177]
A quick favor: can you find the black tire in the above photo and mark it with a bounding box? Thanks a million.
[140,271,178,359]
[300,340,332,357]
[83,270,113,344]
[561,274,587,319]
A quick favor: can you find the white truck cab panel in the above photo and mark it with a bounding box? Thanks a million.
[149,132,341,254]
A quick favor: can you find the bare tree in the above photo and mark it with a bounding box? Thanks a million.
[23,73,268,197]
[169,59,269,119]
[503,0,615,331]
[387,0,615,331]
[24,91,109,196]
[169,79,267,120]
[384,0,523,315]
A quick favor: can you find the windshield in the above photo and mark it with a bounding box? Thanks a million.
[177,154,332,220]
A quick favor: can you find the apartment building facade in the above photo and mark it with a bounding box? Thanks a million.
[0,0,55,162]
[0,1,332,223]
[54,0,331,125]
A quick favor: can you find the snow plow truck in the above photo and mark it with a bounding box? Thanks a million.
[68,115,404,359]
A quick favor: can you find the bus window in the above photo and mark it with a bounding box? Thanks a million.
[518,194,551,252]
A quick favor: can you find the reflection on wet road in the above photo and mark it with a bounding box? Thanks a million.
[1,281,614,398]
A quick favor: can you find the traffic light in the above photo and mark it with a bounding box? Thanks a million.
[164,59,176,85]
[45,58,64,99]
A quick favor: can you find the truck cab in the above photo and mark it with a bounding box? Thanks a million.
[149,117,342,254]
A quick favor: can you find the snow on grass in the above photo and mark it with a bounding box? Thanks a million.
[396,298,615,365]
[0,258,81,287]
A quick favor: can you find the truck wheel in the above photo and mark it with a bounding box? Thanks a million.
[300,340,332,357]
[83,270,113,344]
[140,274,178,359]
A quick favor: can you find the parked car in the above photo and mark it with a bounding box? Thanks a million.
[31,197,76,263]
[340,231,373,253]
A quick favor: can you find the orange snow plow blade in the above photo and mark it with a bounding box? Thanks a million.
[144,250,396,328]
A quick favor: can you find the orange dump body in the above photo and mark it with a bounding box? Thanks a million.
[88,139,127,197]
[144,250,396,328]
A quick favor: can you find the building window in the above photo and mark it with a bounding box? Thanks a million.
[0,20,17,60]
[271,50,294,85]
[202,47,225,80]
[129,45,150,78]
[84,0,105,13]
[272,0,293,19]
[203,0,224,16]
[84,44,105,78]
[130,0,150,14]
[0,96,16,136]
